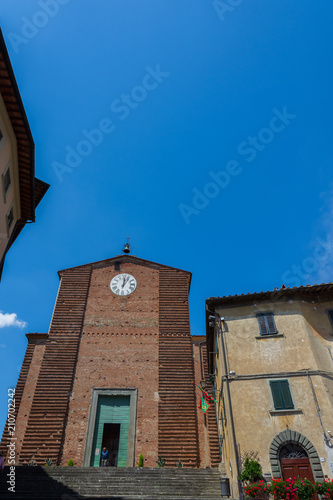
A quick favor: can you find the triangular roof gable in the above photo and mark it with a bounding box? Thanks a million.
[58,254,192,287]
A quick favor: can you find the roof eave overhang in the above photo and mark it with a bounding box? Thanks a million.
[0,28,35,222]
[206,283,333,309]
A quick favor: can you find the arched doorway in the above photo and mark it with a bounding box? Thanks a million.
[279,444,315,482]
[269,429,324,482]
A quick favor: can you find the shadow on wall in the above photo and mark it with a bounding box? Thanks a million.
[0,465,125,500]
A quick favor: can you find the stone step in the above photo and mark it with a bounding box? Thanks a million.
[0,466,225,499]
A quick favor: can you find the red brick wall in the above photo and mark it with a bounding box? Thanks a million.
[158,269,199,467]
[199,340,221,467]
[19,267,92,464]
[14,335,47,462]
[0,334,47,462]
[61,261,160,466]
[192,336,210,468]
[9,256,202,468]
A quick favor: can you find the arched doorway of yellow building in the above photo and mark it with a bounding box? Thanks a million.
[279,444,315,482]
[269,429,324,482]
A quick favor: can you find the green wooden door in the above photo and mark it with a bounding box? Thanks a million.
[90,395,130,467]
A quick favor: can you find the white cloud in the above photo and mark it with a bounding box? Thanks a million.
[314,188,333,283]
[0,311,27,329]
[281,187,333,287]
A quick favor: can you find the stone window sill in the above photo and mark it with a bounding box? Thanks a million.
[269,408,303,416]
[255,333,284,339]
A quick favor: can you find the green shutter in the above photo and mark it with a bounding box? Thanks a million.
[257,314,268,335]
[270,380,294,410]
[280,380,294,409]
[266,313,277,334]
[90,395,130,467]
[270,381,284,410]
[257,313,277,335]
[328,310,333,326]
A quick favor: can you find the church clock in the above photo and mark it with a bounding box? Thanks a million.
[110,273,137,296]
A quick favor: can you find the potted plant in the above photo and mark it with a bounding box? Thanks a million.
[244,480,269,499]
[315,479,333,499]
[240,458,268,499]
[294,478,316,500]
[239,458,263,484]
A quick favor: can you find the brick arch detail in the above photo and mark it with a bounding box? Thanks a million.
[269,429,324,481]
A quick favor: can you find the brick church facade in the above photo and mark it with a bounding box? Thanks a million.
[0,254,219,468]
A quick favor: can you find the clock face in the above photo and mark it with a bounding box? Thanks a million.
[110,273,137,296]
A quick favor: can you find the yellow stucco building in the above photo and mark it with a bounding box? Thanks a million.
[206,283,333,498]
[0,28,49,279]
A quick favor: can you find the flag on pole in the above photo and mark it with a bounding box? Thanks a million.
[194,382,217,413]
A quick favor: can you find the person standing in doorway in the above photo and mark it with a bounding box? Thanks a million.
[101,447,109,467]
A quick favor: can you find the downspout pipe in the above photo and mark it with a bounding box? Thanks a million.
[198,341,205,381]
[207,307,243,500]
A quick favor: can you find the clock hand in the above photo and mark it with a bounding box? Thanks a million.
[121,276,131,290]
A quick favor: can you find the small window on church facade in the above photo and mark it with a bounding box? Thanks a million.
[257,312,277,335]
[114,261,121,271]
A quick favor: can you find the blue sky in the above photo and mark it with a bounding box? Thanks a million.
[1,0,333,430]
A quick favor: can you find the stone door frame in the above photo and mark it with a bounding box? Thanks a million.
[83,388,138,467]
[269,429,324,481]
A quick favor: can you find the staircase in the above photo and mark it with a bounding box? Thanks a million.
[0,466,225,499]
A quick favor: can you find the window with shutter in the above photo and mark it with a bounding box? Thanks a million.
[6,206,14,231]
[328,310,333,328]
[3,165,11,194]
[257,313,277,335]
[270,380,294,410]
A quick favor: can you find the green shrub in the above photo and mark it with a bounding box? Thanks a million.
[45,458,53,466]
[138,454,144,467]
[67,459,74,466]
[244,480,269,499]
[156,456,166,467]
[294,478,316,500]
[315,478,333,499]
[239,458,263,483]
[269,478,298,500]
